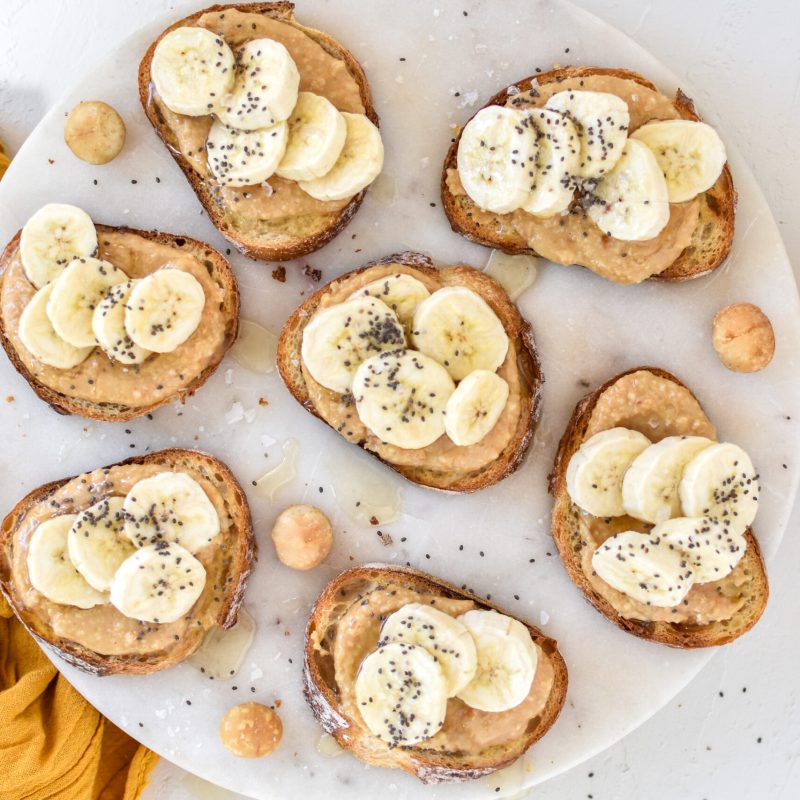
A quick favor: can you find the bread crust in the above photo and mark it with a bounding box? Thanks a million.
[548,367,768,647]
[441,66,737,283]
[303,563,568,783]
[138,2,379,262]
[276,251,544,492]
[0,224,239,422]
[0,448,255,676]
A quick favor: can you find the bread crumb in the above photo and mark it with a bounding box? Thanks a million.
[271,266,286,282]
[5,395,14,402]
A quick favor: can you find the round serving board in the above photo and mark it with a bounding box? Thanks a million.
[0,0,798,797]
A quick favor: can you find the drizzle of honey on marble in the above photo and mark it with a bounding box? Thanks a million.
[230,319,278,374]
[187,607,256,680]
[253,439,299,500]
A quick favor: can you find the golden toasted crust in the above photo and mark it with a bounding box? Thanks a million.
[0,448,255,676]
[138,2,379,262]
[548,367,769,647]
[0,224,239,422]
[276,251,544,492]
[441,66,736,284]
[303,564,568,783]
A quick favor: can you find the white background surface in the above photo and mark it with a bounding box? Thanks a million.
[1,2,798,799]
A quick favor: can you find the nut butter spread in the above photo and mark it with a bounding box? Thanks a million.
[447,75,703,284]
[151,8,366,225]
[1,231,228,407]
[576,370,751,624]
[5,462,238,656]
[330,585,554,752]
[301,263,530,476]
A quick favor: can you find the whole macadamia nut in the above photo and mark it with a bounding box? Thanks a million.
[271,504,333,570]
[219,702,283,758]
[712,303,775,373]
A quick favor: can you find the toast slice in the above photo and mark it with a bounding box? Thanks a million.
[0,224,239,422]
[138,2,379,261]
[548,367,768,647]
[0,448,255,676]
[277,251,544,492]
[441,66,736,284]
[304,564,568,783]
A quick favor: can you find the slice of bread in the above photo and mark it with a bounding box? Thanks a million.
[304,564,568,783]
[441,66,736,283]
[548,367,768,647]
[277,251,544,492]
[0,448,255,676]
[138,2,379,261]
[0,224,239,422]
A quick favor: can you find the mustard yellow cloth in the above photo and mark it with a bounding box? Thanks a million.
[0,596,158,800]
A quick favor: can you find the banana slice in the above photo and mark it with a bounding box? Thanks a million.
[151,27,235,117]
[216,38,300,130]
[125,268,205,353]
[411,287,509,381]
[18,283,93,368]
[587,138,671,241]
[67,497,136,592]
[566,427,651,517]
[299,113,384,201]
[621,435,715,524]
[456,105,538,214]
[545,90,629,180]
[19,203,98,289]
[379,603,478,696]
[92,279,151,364]
[444,369,509,447]
[301,297,406,394]
[110,541,206,624]
[276,92,347,182]
[591,530,695,607]
[631,119,726,203]
[123,471,220,552]
[347,273,431,327]
[206,118,288,187]
[521,107,581,216]
[455,610,537,713]
[654,516,746,585]
[353,349,455,449]
[679,442,759,536]
[47,257,127,348]
[26,515,107,609]
[354,641,448,746]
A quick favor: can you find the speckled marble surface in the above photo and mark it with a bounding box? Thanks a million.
[1,1,799,799]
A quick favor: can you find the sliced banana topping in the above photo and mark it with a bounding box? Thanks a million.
[457,105,539,214]
[379,603,478,697]
[631,119,726,203]
[354,641,448,746]
[276,92,347,182]
[412,286,509,381]
[47,257,126,348]
[444,369,509,447]
[92,279,152,364]
[545,90,629,180]
[123,471,220,552]
[353,349,455,449]
[592,530,695,607]
[679,442,759,536]
[456,610,537,713]
[27,515,108,609]
[125,268,205,353]
[587,138,671,241]
[19,203,98,289]
[206,118,288,187]
[622,435,714,524]
[109,541,206,624]
[67,497,136,592]
[566,427,651,517]
[217,38,300,130]
[301,297,405,394]
[299,112,384,201]
[151,27,235,117]
[18,283,93,369]
[347,273,431,327]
